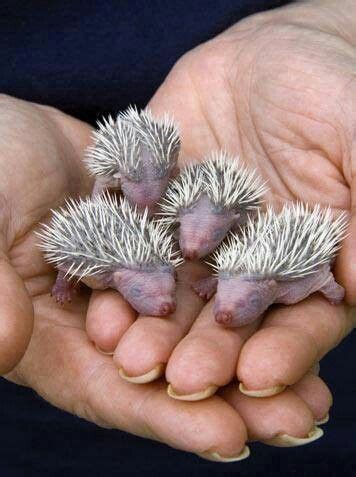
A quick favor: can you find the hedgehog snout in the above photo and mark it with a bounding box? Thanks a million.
[215,311,233,326]
[180,238,208,260]
[159,301,176,315]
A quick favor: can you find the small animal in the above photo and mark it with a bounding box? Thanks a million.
[193,203,348,327]
[37,194,182,316]
[84,106,180,215]
[159,151,267,259]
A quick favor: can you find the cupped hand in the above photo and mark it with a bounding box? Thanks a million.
[0,94,92,373]
[97,0,356,407]
[2,95,332,458]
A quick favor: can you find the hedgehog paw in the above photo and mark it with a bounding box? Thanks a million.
[51,272,78,305]
[319,274,345,305]
[192,277,218,301]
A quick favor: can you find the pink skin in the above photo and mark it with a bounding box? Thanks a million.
[52,267,177,316]
[111,268,176,316]
[213,265,345,327]
[51,270,79,304]
[120,173,172,216]
[92,147,178,216]
[214,277,278,326]
[193,275,218,300]
[179,196,240,259]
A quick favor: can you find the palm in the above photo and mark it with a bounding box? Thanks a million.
[151,22,351,213]
[0,96,91,373]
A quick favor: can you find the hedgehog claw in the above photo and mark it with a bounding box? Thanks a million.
[192,276,218,301]
[51,271,77,304]
[215,312,233,326]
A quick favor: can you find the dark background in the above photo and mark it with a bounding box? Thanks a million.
[0,1,355,475]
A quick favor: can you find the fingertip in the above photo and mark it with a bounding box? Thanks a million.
[144,392,248,458]
[86,290,136,353]
[237,326,317,392]
[113,319,174,377]
[223,385,315,442]
[291,373,333,423]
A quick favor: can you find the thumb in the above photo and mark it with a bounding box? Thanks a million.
[0,254,33,374]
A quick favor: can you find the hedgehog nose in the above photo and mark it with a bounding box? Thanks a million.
[215,311,233,326]
[159,302,176,315]
[182,248,199,260]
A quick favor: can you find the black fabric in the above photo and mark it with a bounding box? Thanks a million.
[0,1,355,475]
[1,0,289,123]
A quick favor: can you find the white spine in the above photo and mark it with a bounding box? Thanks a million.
[202,151,267,209]
[210,202,349,280]
[119,105,180,170]
[84,115,141,177]
[159,163,203,223]
[159,151,267,220]
[36,194,183,280]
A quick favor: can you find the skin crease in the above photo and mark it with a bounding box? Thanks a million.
[0,0,354,458]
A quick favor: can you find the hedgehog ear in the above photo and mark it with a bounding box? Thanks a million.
[266,279,278,289]
[112,270,124,285]
[113,172,121,179]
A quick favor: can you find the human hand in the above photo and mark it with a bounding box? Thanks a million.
[2,94,333,460]
[97,0,356,412]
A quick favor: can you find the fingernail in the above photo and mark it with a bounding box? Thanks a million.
[198,446,250,463]
[315,413,329,425]
[310,362,320,376]
[118,364,165,384]
[239,382,286,397]
[167,383,218,401]
[95,344,114,356]
[263,426,323,447]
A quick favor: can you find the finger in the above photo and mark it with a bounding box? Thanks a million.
[113,263,207,384]
[0,257,33,374]
[291,372,332,424]
[16,301,249,462]
[86,290,137,354]
[223,373,331,447]
[237,294,353,396]
[165,300,260,401]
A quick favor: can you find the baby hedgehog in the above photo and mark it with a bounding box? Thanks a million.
[37,194,182,316]
[84,106,180,214]
[159,151,267,259]
[194,203,348,327]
